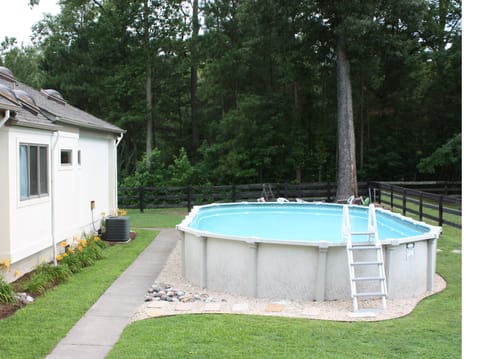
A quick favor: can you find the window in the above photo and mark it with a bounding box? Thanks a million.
[20,144,48,200]
[60,149,72,165]
[77,150,81,165]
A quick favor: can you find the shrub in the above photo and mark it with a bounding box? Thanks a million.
[0,276,17,304]
[22,263,71,295]
[19,232,107,296]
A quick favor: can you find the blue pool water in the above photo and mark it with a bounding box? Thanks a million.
[187,203,431,243]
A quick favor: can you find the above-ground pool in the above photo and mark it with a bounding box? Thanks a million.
[176,202,442,302]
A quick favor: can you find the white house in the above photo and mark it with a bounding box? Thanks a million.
[0,66,125,282]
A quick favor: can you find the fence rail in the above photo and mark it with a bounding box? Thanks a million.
[118,181,461,229]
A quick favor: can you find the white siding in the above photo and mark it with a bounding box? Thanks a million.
[0,127,11,260]
[1,125,119,281]
[9,127,53,262]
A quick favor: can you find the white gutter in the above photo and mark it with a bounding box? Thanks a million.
[114,132,124,211]
[0,109,10,128]
[51,131,60,265]
[115,132,124,146]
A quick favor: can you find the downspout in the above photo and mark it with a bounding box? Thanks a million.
[0,110,10,128]
[51,131,60,265]
[114,132,124,211]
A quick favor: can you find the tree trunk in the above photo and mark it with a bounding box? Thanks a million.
[190,0,200,152]
[144,0,153,164]
[146,61,153,164]
[335,34,358,201]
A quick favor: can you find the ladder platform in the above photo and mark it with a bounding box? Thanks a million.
[352,276,385,281]
[351,261,383,266]
[350,231,376,236]
[353,292,387,297]
[349,245,380,250]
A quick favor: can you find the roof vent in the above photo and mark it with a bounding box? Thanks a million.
[41,88,66,105]
[0,66,16,83]
[0,84,19,104]
[13,89,39,115]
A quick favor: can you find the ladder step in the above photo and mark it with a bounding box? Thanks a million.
[350,231,375,236]
[353,292,386,297]
[352,276,385,281]
[351,261,383,266]
[349,245,381,250]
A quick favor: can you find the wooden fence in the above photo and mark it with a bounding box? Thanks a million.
[118,181,461,229]
[118,182,368,211]
[368,181,461,229]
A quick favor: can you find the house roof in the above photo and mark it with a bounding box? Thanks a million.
[0,67,125,135]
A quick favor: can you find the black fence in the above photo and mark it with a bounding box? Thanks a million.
[118,181,461,229]
[119,182,369,211]
[368,181,461,229]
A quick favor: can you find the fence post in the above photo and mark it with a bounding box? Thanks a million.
[402,188,406,216]
[139,187,145,213]
[232,185,236,202]
[390,185,394,210]
[327,182,332,202]
[187,186,192,212]
[438,195,444,226]
[419,193,423,221]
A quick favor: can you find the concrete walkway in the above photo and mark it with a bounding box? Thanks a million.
[46,228,179,359]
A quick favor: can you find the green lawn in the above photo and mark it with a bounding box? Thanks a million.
[127,208,188,229]
[0,209,187,358]
[0,207,461,358]
[107,210,462,359]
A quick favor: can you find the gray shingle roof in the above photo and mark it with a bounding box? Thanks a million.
[0,72,124,134]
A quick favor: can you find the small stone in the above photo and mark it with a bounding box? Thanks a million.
[265,303,285,312]
[232,303,249,312]
[16,293,34,304]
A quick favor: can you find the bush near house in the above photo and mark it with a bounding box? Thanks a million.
[0,232,108,316]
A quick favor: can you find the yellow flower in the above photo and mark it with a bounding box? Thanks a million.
[14,270,21,277]
[94,235,100,242]
[56,254,63,261]
[63,253,68,258]
[80,239,87,247]
[60,240,68,247]
[68,247,75,254]
[1,259,10,272]
[77,246,83,252]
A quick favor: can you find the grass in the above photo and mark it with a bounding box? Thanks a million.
[0,228,163,358]
[106,210,462,359]
[127,208,188,229]
[0,207,461,358]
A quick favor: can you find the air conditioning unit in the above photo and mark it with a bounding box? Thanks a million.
[105,216,130,242]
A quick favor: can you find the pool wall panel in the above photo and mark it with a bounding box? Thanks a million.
[178,203,441,303]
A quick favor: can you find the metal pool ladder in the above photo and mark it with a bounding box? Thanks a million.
[343,204,388,312]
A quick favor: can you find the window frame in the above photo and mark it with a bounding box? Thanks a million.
[60,149,73,166]
[19,143,49,201]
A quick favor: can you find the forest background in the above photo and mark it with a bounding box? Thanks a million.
[0,0,461,188]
